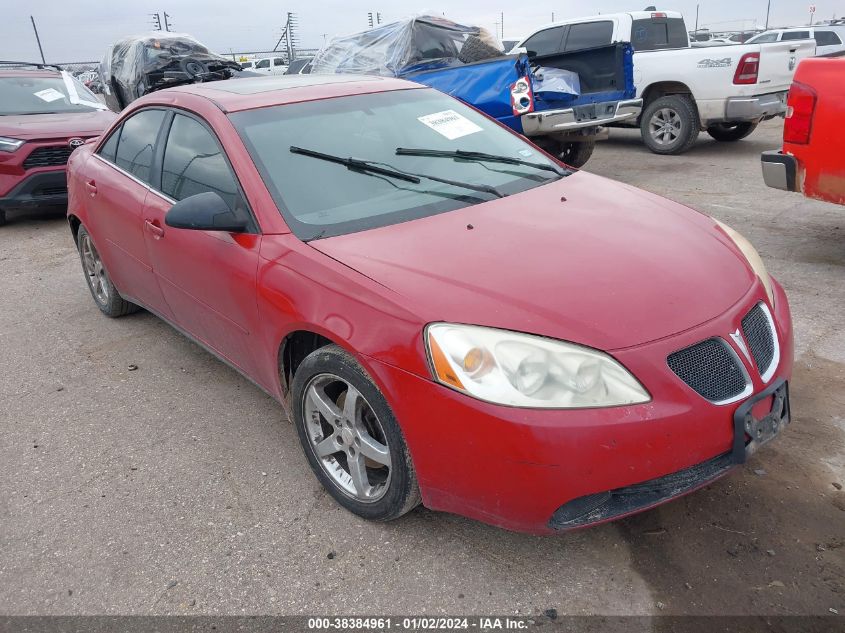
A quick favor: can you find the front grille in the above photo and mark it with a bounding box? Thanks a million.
[32,185,67,197]
[668,338,747,402]
[742,303,775,375]
[23,145,73,170]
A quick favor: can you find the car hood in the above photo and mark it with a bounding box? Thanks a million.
[310,171,755,351]
[0,110,117,140]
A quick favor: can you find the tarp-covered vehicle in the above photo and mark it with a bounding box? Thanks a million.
[99,33,250,111]
[311,16,642,167]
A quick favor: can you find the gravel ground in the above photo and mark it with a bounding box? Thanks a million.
[0,120,842,617]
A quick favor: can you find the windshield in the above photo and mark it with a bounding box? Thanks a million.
[230,89,565,240]
[0,74,104,115]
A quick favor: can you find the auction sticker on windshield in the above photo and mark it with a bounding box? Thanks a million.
[34,88,66,102]
[418,110,483,140]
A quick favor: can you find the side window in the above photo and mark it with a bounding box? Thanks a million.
[161,114,242,213]
[781,31,811,41]
[564,21,614,52]
[522,26,567,57]
[255,59,270,68]
[631,18,689,50]
[274,58,285,66]
[114,109,165,183]
[752,33,779,43]
[815,31,842,46]
[97,127,120,163]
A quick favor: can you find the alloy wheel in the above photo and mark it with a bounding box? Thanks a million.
[649,108,682,145]
[302,373,392,502]
[80,233,109,305]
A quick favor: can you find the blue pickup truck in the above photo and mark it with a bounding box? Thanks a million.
[310,15,642,167]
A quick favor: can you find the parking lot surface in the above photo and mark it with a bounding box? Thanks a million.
[0,120,842,616]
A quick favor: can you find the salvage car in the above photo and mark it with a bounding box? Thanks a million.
[514,11,816,154]
[0,63,115,226]
[99,32,249,111]
[66,75,793,534]
[761,58,845,205]
[311,15,643,168]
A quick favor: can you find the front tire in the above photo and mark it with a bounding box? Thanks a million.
[291,345,421,522]
[707,121,758,142]
[76,225,139,317]
[640,95,700,155]
[0,208,6,227]
[536,138,596,169]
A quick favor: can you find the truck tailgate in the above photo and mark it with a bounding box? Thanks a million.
[757,40,816,92]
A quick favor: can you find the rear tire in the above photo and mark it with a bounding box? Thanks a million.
[537,138,596,169]
[76,225,139,317]
[707,121,758,142]
[291,344,421,522]
[0,209,6,227]
[640,95,700,155]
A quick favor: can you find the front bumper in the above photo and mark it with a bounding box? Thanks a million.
[521,99,642,136]
[761,150,799,192]
[725,92,787,122]
[364,280,793,535]
[0,170,68,212]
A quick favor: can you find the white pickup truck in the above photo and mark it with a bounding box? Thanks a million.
[513,11,816,154]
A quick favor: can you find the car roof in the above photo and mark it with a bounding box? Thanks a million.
[158,74,422,113]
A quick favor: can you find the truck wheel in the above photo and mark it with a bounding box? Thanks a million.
[707,122,758,142]
[537,139,596,169]
[641,95,700,155]
[0,209,6,227]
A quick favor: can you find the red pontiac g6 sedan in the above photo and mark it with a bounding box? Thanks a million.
[66,75,793,534]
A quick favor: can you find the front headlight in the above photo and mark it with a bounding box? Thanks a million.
[426,324,651,409]
[714,219,774,305]
[0,137,24,153]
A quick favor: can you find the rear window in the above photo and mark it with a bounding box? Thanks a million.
[748,32,779,43]
[781,31,811,41]
[631,18,688,50]
[815,31,842,46]
[565,21,614,51]
[522,26,566,56]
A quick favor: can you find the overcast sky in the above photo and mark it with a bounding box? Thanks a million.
[2,0,840,62]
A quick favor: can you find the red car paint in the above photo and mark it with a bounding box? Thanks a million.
[761,58,845,205]
[67,76,794,534]
[0,69,116,223]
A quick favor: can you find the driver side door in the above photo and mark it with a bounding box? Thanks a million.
[141,110,263,378]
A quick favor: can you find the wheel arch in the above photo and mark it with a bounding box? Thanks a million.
[277,329,337,401]
[639,82,699,126]
[68,214,82,245]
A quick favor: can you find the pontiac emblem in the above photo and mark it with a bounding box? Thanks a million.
[730,329,752,364]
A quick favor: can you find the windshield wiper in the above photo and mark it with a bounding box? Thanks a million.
[396,147,568,175]
[290,146,504,199]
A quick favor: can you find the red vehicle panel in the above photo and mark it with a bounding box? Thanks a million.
[761,58,845,205]
[67,75,794,533]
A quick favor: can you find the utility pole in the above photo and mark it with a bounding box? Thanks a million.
[368,12,374,28]
[30,16,46,64]
[765,0,771,29]
[551,12,555,22]
[500,11,504,39]
[150,12,162,30]
[694,4,700,33]
[163,12,172,32]
[376,12,382,24]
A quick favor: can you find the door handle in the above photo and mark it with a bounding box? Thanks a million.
[85,180,97,196]
[144,219,165,239]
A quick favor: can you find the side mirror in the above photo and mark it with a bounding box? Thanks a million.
[165,191,248,232]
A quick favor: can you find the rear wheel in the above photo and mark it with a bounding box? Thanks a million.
[537,138,596,169]
[0,209,6,227]
[76,226,139,317]
[707,121,758,142]
[291,344,421,521]
[640,95,700,155]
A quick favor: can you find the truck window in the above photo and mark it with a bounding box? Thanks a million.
[781,31,811,41]
[522,26,567,56]
[814,31,842,46]
[749,32,779,43]
[630,18,688,50]
[564,21,613,51]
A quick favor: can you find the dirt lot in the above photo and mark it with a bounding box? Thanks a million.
[0,120,842,617]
